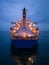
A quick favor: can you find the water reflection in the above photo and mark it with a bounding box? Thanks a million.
[10,43,38,65]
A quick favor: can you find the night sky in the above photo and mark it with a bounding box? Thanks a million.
[0,0,49,31]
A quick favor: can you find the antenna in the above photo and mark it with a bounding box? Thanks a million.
[11,21,16,24]
[33,22,38,24]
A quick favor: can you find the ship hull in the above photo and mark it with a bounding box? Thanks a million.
[11,39,38,48]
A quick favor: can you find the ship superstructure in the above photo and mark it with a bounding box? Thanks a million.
[10,8,39,40]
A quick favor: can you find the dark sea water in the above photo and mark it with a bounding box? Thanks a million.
[0,31,49,65]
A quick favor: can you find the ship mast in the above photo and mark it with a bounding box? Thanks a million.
[23,8,26,27]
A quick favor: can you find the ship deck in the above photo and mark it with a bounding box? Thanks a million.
[10,36,38,40]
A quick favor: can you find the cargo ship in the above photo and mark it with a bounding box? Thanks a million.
[10,8,39,48]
